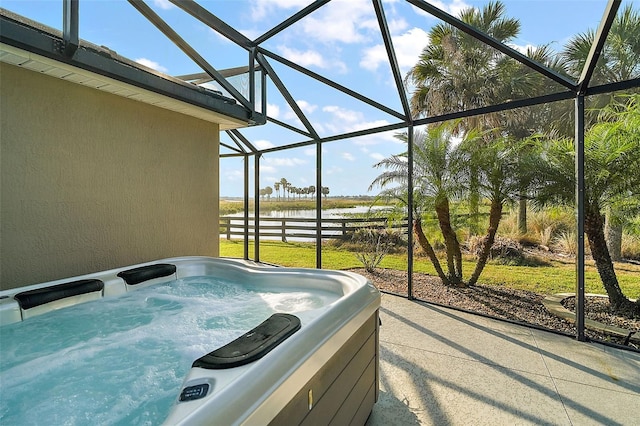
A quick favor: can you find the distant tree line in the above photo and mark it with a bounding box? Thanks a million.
[259,177,329,201]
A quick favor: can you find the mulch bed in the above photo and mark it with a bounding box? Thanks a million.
[350,268,639,349]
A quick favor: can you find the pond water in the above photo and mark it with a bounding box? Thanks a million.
[226,205,392,219]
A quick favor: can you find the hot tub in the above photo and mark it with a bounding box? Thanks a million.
[0,256,380,425]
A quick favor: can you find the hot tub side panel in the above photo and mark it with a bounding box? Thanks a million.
[267,311,379,426]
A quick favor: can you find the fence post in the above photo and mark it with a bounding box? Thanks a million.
[226,218,231,240]
[281,219,287,242]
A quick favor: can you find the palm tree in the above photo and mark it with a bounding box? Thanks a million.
[308,185,316,200]
[406,1,548,233]
[406,1,521,125]
[371,124,535,287]
[560,5,640,259]
[279,178,289,201]
[501,44,569,234]
[274,182,280,201]
[321,187,330,198]
[371,124,466,285]
[461,135,539,284]
[533,95,640,315]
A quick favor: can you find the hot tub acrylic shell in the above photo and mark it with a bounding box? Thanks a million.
[0,256,381,425]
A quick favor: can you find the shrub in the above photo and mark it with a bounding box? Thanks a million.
[554,231,577,255]
[622,233,640,260]
[468,236,549,266]
[528,207,574,242]
[538,226,554,247]
[353,228,400,272]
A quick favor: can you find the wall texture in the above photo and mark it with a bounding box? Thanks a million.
[1,62,220,290]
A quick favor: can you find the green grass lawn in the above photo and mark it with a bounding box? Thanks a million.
[219,239,640,299]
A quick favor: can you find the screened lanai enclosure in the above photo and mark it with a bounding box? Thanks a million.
[2,0,639,348]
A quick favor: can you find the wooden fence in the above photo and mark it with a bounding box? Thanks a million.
[220,216,408,242]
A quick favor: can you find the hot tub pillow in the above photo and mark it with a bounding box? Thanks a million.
[117,263,177,285]
[193,313,301,369]
[14,279,104,310]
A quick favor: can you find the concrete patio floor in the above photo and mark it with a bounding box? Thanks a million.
[367,294,640,425]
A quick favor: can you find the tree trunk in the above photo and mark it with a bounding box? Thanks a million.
[584,209,638,315]
[413,218,449,285]
[468,199,503,286]
[518,197,527,235]
[468,172,480,235]
[604,210,623,261]
[434,197,463,286]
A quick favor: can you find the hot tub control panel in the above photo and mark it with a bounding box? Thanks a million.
[179,383,209,402]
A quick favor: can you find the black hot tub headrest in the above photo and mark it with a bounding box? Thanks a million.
[117,263,177,285]
[14,279,104,310]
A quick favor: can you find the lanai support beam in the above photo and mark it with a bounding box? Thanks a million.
[316,141,322,269]
[243,155,250,260]
[575,95,586,342]
[407,124,415,300]
[255,154,261,262]
[62,0,78,57]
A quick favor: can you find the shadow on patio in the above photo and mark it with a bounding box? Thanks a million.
[367,294,640,425]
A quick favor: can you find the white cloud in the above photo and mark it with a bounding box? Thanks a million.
[221,169,243,181]
[370,152,386,161]
[153,0,173,10]
[323,105,362,124]
[278,46,328,68]
[342,152,356,161]
[304,148,316,156]
[297,100,318,114]
[135,58,168,73]
[508,43,536,55]
[322,106,395,140]
[360,44,388,72]
[264,157,308,167]
[392,28,429,70]
[389,18,409,34]
[260,165,278,174]
[266,103,280,119]
[415,0,471,18]
[250,0,312,21]
[276,46,348,73]
[255,140,275,150]
[360,27,429,72]
[300,0,375,44]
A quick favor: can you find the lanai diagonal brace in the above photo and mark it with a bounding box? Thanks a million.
[256,52,320,140]
[406,0,577,91]
[372,0,411,118]
[577,0,620,94]
[227,129,258,154]
[127,0,253,111]
[169,0,254,50]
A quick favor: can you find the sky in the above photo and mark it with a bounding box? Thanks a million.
[1,0,623,197]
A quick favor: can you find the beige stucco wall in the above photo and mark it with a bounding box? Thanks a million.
[0,62,220,290]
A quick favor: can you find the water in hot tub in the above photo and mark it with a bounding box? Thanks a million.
[0,276,339,425]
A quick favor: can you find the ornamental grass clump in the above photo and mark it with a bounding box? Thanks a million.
[353,228,398,273]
